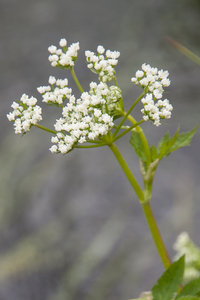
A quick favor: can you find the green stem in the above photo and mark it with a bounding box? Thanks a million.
[141,202,172,269]
[34,124,57,134]
[109,143,171,270]
[71,67,84,93]
[109,143,144,201]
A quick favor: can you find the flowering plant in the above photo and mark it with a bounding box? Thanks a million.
[7,38,199,299]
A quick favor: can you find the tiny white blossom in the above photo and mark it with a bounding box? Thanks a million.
[48,45,57,54]
[135,70,144,78]
[97,45,105,54]
[49,145,58,153]
[59,38,67,47]
[49,76,56,85]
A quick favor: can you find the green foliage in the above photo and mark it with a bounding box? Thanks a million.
[130,126,198,165]
[130,131,146,162]
[176,278,200,299]
[130,126,197,193]
[168,126,198,153]
[131,259,200,300]
[150,145,158,162]
[152,256,185,300]
[151,257,200,300]
[157,128,180,160]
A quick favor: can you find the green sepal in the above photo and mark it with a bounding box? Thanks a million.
[152,256,185,300]
[176,278,200,299]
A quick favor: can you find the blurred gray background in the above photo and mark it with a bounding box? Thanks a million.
[0,0,200,299]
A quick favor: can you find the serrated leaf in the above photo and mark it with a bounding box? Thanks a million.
[168,126,198,153]
[151,145,158,161]
[176,278,200,299]
[130,131,146,162]
[158,128,179,160]
[152,256,185,300]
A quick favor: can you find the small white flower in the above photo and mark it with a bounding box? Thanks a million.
[51,61,58,67]
[135,70,144,78]
[7,112,15,121]
[97,45,105,54]
[79,136,86,143]
[11,102,19,110]
[49,145,58,153]
[49,76,56,85]
[56,49,63,55]
[48,45,57,54]
[59,38,67,47]
[153,89,162,99]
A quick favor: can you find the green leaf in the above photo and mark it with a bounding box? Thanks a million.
[152,256,185,300]
[130,131,146,162]
[176,278,200,299]
[168,126,198,153]
[157,128,179,160]
[157,131,170,154]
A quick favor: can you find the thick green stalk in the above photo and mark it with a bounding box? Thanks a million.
[141,202,171,269]
[109,142,171,269]
[109,143,144,201]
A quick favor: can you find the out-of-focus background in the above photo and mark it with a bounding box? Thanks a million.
[0,0,200,299]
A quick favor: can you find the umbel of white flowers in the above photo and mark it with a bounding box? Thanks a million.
[131,63,172,126]
[7,38,173,154]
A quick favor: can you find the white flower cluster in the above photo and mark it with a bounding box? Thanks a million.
[37,76,72,106]
[85,45,120,82]
[49,82,119,154]
[141,94,173,126]
[173,232,200,283]
[7,94,42,134]
[131,63,172,126]
[48,38,80,68]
